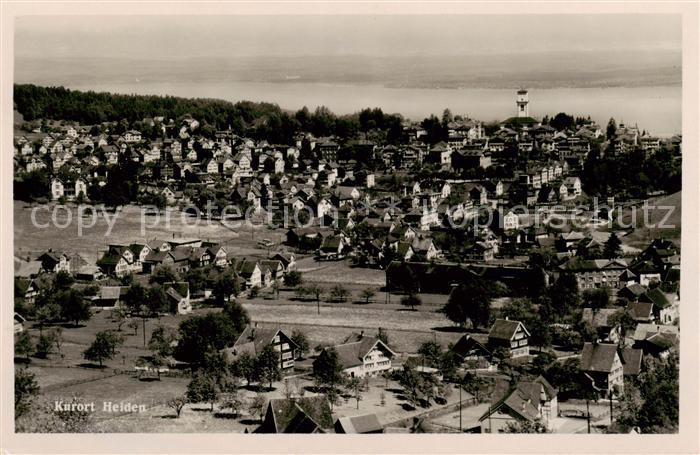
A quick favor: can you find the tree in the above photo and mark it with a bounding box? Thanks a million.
[620,354,679,433]
[312,347,345,409]
[329,284,350,303]
[54,270,74,290]
[83,330,122,367]
[220,389,243,418]
[166,396,187,418]
[549,274,580,315]
[550,112,574,131]
[462,371,489,402]
[359,288,376,304]
[529,318,553,352]
[50,327,64,355]
[174,313,238,365]
[504,419,549,433]
[397,365,424,408]
[213,269,240,304]
[127,320,139,336]
[544,357,592,398]
[443,279,492,328]
[123,283,147,314]
[401,293,422,311]
[149,265,180,285]
[256,344,281,390]
[247,393,267,423]
[376,327,389,345]
[608,308,637,340]
[35,333,56,359]
[606,117,617,138]
[146,286,169,315]
[112,306,128,331]
[15,331,33,362]
[582,287,611,310]
[305,283,324,314]
[417,340,442,368]
[53,396,94,432]
[15,368,39,418]
[148,325,176,358]
[500,298,535,325]
[284,271,303,287]
[346,376,363,410]
[290,329,310,359]
[221,300,251,334]
[439,349,460,382]
[186,372,219,411]
[441,108,454,127]
[232,352,257,387]
[604,232,622,259]
[35,301,60,335]
[57,289,90,326]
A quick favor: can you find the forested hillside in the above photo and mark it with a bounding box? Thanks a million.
[13,84,404,144]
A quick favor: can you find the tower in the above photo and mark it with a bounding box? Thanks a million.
[516,89,529,118]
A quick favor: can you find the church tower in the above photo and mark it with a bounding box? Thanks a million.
[516,89,529,118]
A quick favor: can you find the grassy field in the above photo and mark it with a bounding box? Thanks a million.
[241,297,465,352]
[296,257,386,286]
[619,191,681,248]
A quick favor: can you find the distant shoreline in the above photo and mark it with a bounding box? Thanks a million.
[15,81,680,136]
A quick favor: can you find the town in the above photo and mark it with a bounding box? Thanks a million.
[13,84,681,434]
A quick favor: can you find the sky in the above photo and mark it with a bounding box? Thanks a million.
[15,14,681,60]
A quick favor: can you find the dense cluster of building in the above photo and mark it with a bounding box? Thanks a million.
[13,90,681,433]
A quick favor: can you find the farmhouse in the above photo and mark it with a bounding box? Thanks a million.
[257,396,333,433]
[479,376,558,433]
[227,325,298,371]
[579,342,624,393]
[317,334,395,378]
[487,319,530,358]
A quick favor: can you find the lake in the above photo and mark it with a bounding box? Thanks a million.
[62,81,681,137]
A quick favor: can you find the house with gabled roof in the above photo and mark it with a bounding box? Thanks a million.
[235,258,262,289]
[317,235,346,260]
[487,319,530,358]
[626,300,655,323]
[629,260,661,286]
[581,308,624,343]
[226,324,298,371]
[316,333,395,378]
[635,330,678,359]
[14,277,40,304]
[91,285,128,308]
[97,246,134,278]
[479,376,558,433]
[271,252,296,272]
[260,259,285,282]
[579,342,639,393]
[37,250,71,274]
[618,282,645,301]
[257,396,333,433]
[163,282,192,314]
[451,334,494,371]
[639,288,678,324]
[334,414,384,434]
[202,242,228,267]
